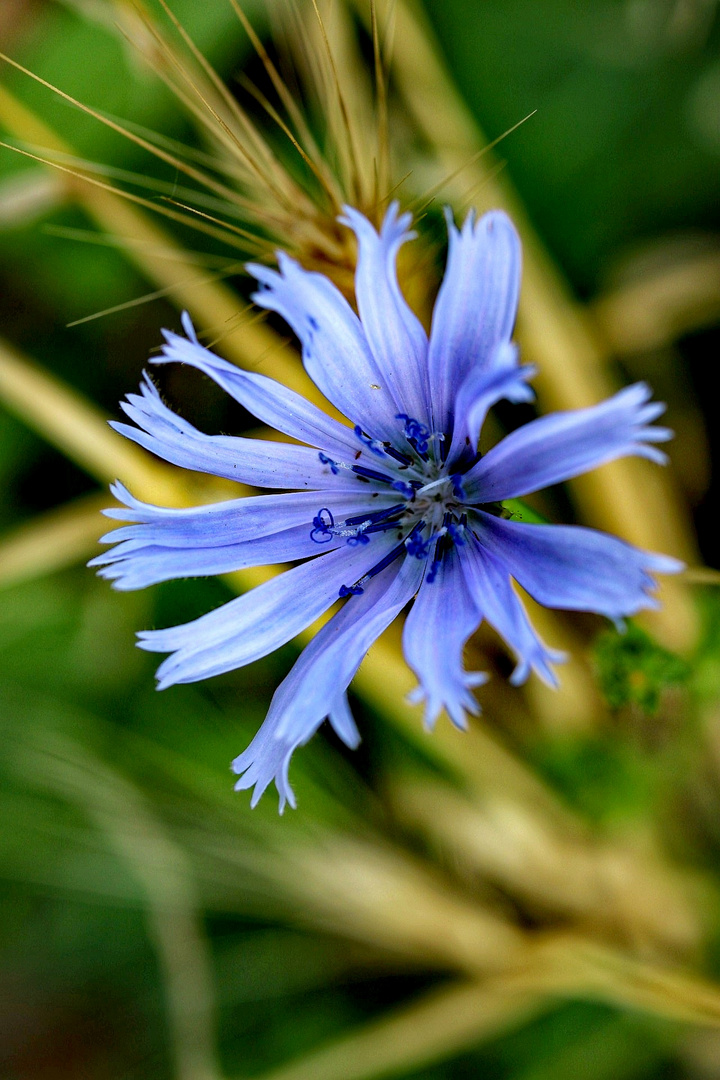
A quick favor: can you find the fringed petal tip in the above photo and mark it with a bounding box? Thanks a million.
[442,205,518,242]
[508,647,567,689]
[231,737,298,813]
[338,200,416,249]
[407,670,487,733]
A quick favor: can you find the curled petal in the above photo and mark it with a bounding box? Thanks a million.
[465,383,673,503]
[428,209,521,432]
[446,344,535,465]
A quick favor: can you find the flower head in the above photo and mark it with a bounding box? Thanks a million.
[91,204,682,810]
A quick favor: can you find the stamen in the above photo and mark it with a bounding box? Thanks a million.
[425,560,441,584]
[318,452,351,475]
[392,479,418,500]
[338,522,425,598]
[312,503,406,547]
[451,474,466,499]
[447,520,467,545]
[424,513,469,581]
[395,413,445,459]
[344,503,405,527]
[339,584,364,597]
[415,476,447,498]
[396,412,431,455]
[383,444,414,467]
[353,425,386,458]
[310,507,335,543]
[352,463,396,484]
[405,531,432,559]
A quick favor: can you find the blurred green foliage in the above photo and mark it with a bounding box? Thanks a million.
[594,622,690,714]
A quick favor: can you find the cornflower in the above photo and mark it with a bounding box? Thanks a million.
[91,204,681,809]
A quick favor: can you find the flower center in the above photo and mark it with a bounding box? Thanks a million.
[313,415,474,596]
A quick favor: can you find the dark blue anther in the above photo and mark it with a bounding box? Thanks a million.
[424,513,453,579]
[426,560,442,584]
[352,464,394,484]
[344,503,405,528]
[383,444,414,467]
[340,521,425,597]
[346,533,371,546]
[310,507,335,543]
[396,412,432,456]
[364,520,405,535]
[339,583,364,597]
[318,452,340,475]
[363,541,408,580]
[447,522,467,546]
[405,531,432,559]
[353,425,386,457]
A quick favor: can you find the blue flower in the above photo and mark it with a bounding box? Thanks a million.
[91,204,682,810]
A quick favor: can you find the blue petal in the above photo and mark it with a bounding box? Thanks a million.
[427,210,521,432]
[97,482,395,548]
[91,485,398,590]
[465,383,672,503]
[328,693,361,749]
[231,555,424,809]
[248,254,402,440]
[231,690,359,813]
[445,344,535,465]
[403,548,486,730]
[474,511,684,620]
[89,525,345,590]
[138,532,405,689]
[155,314,364,461]
[460,536,566,686]
[339,204,431,426]
[112,374,356,489]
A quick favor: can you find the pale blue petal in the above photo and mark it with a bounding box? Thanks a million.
[339,204,430,425]
[460,536,566,686]
[138,533,403,689]
[89,525,345,590]
[112,374,354,489]
[248,254,402,439]
[97,482,395,548]
[328,693,361,749]
[446,344,535,465]
[403,547,486,730]
[232,556,424,809]
[155,314,363,460]
[428,210,521,431]
[91,485,399,590]
[465,383,672,503]
[474,511,684,620]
